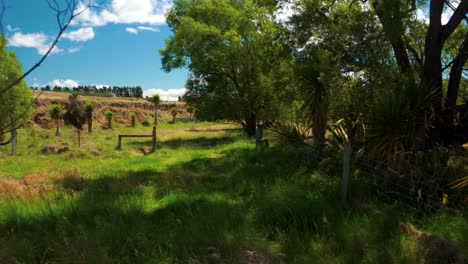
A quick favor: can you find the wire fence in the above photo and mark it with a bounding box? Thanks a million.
[260,125,466,215]
[353,155,466,216]
[280,140,464,215]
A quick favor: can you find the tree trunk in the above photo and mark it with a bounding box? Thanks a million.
[312,102,327,145]
[172,115,176,123]
[423,35,444,114]
[56,118,61,136]
[445,34,468,113]
[244,114,256,137]
[373,1,410,72]
[87,116,93,133]
[77,129,81,147]
[422,0,467,144]
[108,119,112,129]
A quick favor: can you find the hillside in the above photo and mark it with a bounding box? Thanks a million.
[32,91,188,129]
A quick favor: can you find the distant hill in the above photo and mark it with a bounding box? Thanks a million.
[31,91,187,129]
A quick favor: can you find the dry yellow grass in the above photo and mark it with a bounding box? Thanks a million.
[31,91,188,128]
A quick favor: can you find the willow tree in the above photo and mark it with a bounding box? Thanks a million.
[161,0,294,136]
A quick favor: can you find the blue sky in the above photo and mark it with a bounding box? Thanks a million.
[2,0,454,99]
[4,0,189,99]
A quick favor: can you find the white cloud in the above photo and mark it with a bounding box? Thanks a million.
[94,84,111,89]
[125,26,159,34]
[48,79,80,88]
[416,2,458,25]
[62,27,95,42]
[143,88,186,101]
[72,0,173,27]
[441,8,454,25]
[125,27,139,34]
[7,32,63,55]
[68,47,81,53]
[137,26,159,32]
[416,9,429,24]
[6,25,20,32]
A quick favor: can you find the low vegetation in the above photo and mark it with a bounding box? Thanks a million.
[0,121,467,263]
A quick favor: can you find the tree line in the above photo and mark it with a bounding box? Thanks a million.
[161,0,468,197]
[30,85,144,98]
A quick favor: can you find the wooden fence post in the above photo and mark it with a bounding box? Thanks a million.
[152,126,157,152]
[117,135,122,150]
[341,141,352,208]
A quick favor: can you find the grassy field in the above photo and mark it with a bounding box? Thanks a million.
[0,121,467,263]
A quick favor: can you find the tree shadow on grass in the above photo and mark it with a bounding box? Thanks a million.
[0,170,252,263]
[122,134,241,152]
[0,144,443,263]
[186,127,242,133]
[160,135,240,150]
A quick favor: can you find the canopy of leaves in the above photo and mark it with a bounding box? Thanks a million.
[161,0,297,122]
[65,93,86,130]
[149,94,161,105]
[105,110,114,119]
[49,104,64,120]
[84,102,94,116]
[0,37,33,131]
[171,107,178,117]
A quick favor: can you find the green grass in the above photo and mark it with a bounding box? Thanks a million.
[0,121,467,263]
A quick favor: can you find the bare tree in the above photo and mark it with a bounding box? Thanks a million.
[1,0,101,96]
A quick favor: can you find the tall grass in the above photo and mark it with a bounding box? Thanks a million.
[0,123,466,263]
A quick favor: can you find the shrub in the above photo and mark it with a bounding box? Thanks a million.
[187,105,194,119]
[171,107,178,123]
[84,102,94,133]
[105,110,114,129]
[49,104,63,136]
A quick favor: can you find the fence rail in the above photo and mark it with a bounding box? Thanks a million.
[117,127,157,153]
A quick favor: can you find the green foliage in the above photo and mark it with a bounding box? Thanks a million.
[84,102,95,133]
[0,36,33,131]
[48,104,63,120]
[171,107,178,123]
[84,102,94,117]
[49,104,64,136]
[171,107,178,117]
[186,105,194,114]
[161,0,297,131]
[65,93,86,131]
[105,110,114,128]
[148,94,161,106]
[364,74,436,162]
[105,110,114,119]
